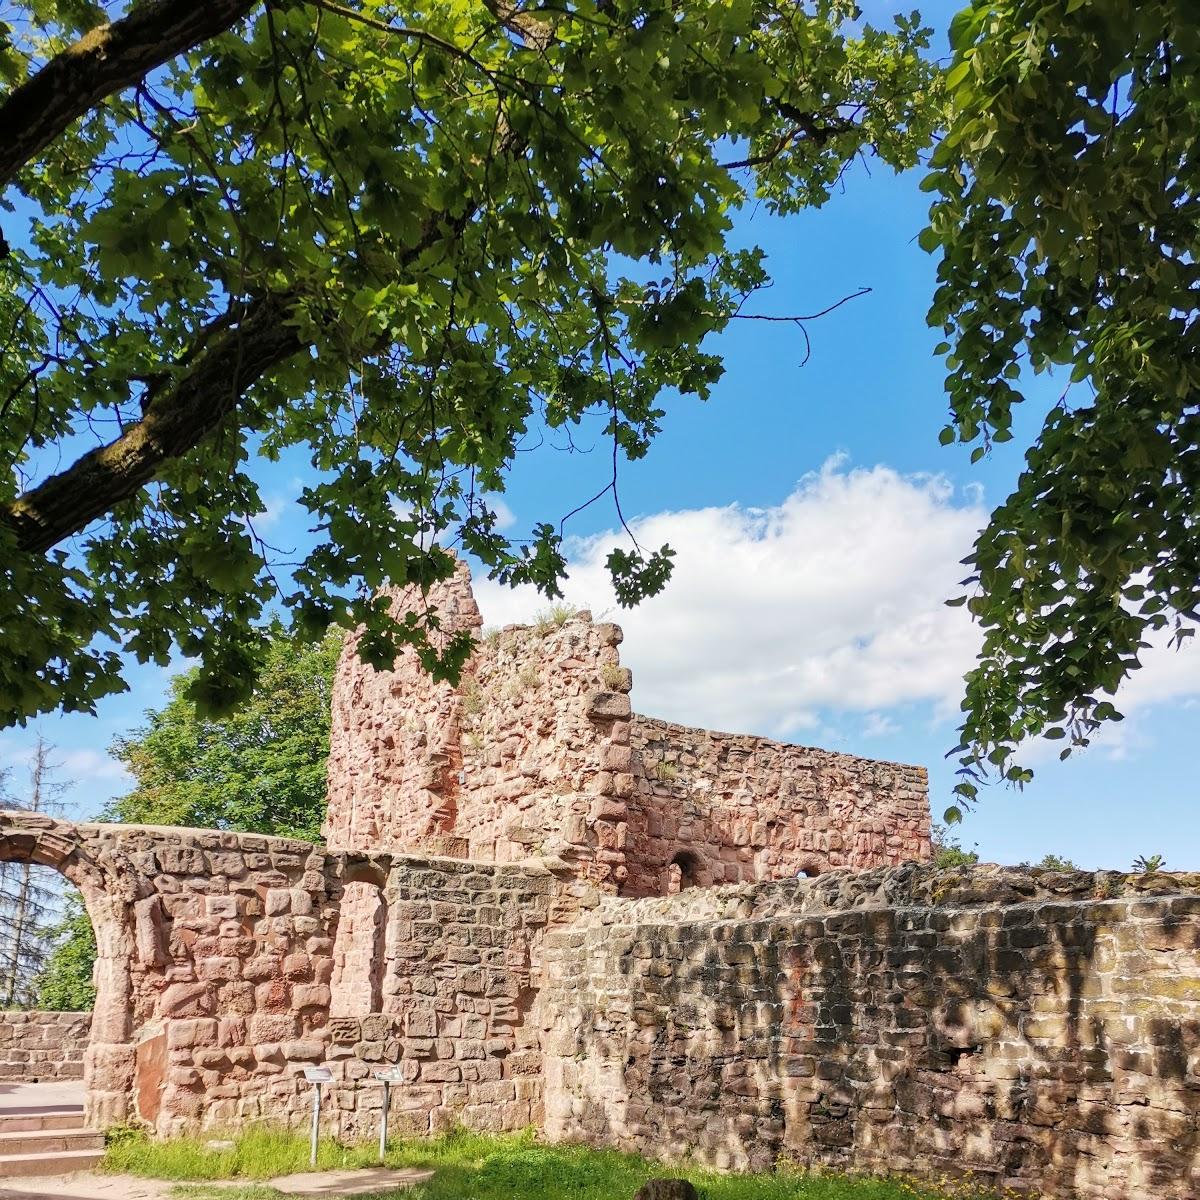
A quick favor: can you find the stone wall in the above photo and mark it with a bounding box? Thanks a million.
[0,812,575,1141]
[324,561,485,857]
[446,617,631,891]
[5,810,1200,1200]
[0,1011,90,1081]
[539,865,1200,1200]
[624,717,929,896]
[325,564,631,890]
[325,558,930,896]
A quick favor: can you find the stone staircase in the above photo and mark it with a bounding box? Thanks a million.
[0,1104,104,1177]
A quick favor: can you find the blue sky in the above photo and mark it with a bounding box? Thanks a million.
[3,1,1197,870]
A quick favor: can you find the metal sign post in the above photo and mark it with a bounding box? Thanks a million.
[303,1066,334,1168]
[372,1067,406,1160]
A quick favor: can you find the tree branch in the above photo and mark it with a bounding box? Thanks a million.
[720,105,858,170]
[0,0,259,188]
[1,293,304,554]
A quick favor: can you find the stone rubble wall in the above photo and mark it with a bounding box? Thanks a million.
[325,564,632,890]
[319,855,573,1142]
[0,1011,90,1081]
[625,717,930,896]
[0,812,578,1141]
[5,812,1200,1200]
[324,560,485,856]
[538,864,1200,1200]
[450,615,631,889]
[324,558,931,896]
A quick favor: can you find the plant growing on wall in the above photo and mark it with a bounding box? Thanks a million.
[930,822,978,869]
[1131,853,1166,875]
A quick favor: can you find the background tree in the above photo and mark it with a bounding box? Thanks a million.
[924,0,1199,817]
[0,0,939,727]
[35,622,340,1004]
[32,893,95,1012]
[0,737,67,1007]
[108,625,341,840]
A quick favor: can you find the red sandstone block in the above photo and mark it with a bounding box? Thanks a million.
[250,1014,298,1042]
[167,1019,217,1050]
[281,1039,324,1061]
[293,984,331,1010]
[196,956,241,982]
[283,954,313,981]
[160,982,215,1018]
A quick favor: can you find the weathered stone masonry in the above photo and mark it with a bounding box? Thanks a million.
[8,808,1199,1199]
[624,717,929,897]
[0,1010,89,1081]
[0,812,573,1140]
[538,866,1200,1200]
[325,560,931,896]
[6,560,1200,1198]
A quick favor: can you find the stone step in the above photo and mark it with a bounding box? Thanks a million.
[0,1108,85,1134]
[0,1146,105,1177]
[0,1126,104,1155]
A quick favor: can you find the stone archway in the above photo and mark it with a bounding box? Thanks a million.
[0,813,138,1129]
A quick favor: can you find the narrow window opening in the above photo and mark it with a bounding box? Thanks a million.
[330,871,387,1016]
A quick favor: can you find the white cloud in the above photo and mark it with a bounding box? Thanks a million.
[475,458,987,738]
[56,748,133,786]
[478,457,1200,762]
[861,712,901,739]
[490,498,517,532]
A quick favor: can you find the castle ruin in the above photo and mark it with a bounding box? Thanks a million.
[0,560,1196,1199]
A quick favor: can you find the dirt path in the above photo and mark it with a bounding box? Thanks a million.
[0,1176,178,1200]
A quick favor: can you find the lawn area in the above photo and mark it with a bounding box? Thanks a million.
[105,1126,1010,1200]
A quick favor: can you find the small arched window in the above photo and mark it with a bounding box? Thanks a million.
[667,851,701,896]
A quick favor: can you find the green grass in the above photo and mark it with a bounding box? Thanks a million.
[104,1123,382,1181]
[106,1126,1008,1200]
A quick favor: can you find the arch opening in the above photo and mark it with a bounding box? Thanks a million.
[0,823,134,1129]
[666,850,703,896]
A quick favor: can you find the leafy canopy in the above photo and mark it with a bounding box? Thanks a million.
[0,0,938,726]
[107,624,341,840]
[923,0,1199,817]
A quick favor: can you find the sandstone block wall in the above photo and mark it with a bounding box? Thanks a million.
[324,561,485,856]
[320,855,569,1142]
[539,865,1200,1200]
[5,810,1200,1200]
[325,564,632,890]
[0,812,575,1141]
[324,559,930,895]
[0,1011,90,1081]
[625,717,929,896]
